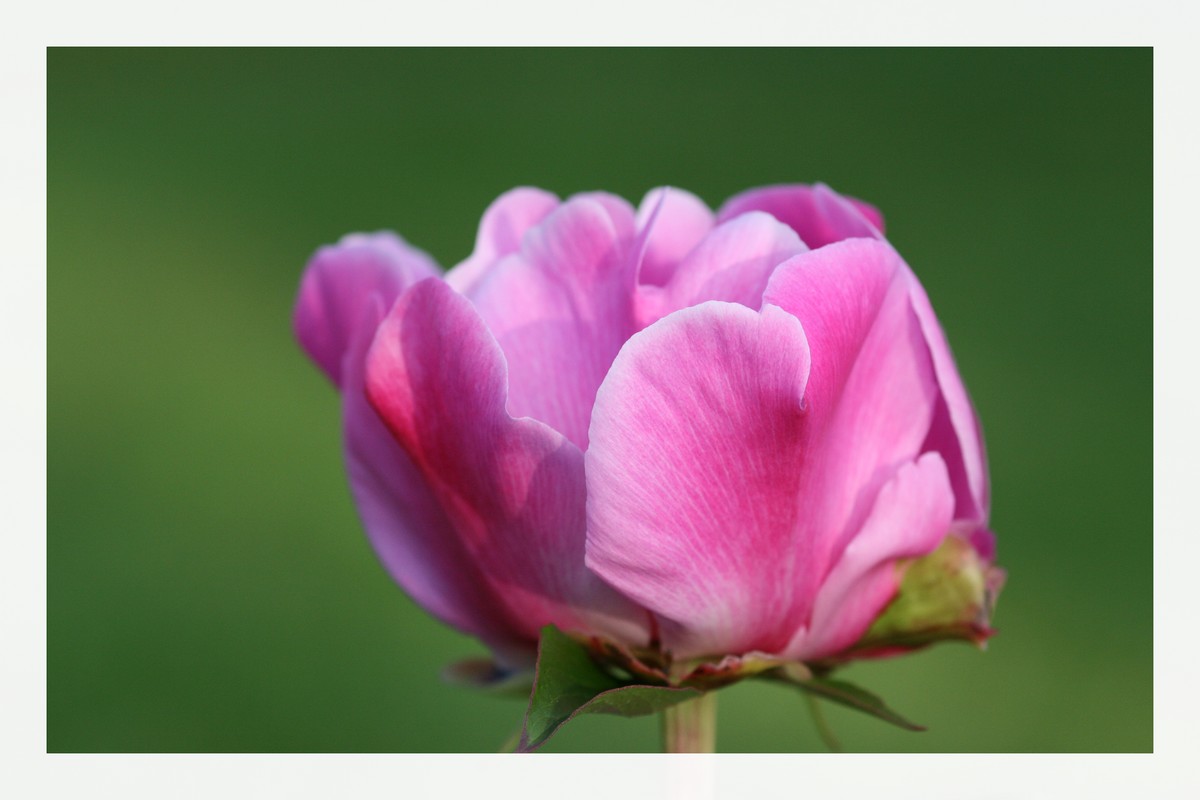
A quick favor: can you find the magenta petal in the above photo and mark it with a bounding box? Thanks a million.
[366,278,648,648]
[293,232,440,388]
[636,211,807,328]
[783,453,954,661]
[586,302,813,659]
[444,187,560,295]
[294,237,519,657]
[965,524,997,562]
[465,196,638,448]
[634,187,715,286]
[340,295,522,657]
[716,183,884,248]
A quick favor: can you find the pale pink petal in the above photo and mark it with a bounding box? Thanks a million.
[585,301,814,659]
[444,187,560,295]
[716,183,884,247]
[366,278,649,649]
[464,196,639,449]
[634,187,715,286]
[635,211,807,328]
[762,240,939,571]
[293,231,440,388]
[782,453,954,661]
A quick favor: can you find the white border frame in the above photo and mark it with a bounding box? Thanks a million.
[6,2,1195,797]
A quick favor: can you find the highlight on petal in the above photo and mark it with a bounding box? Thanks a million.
[444,187,561,295]
[365,277,648,649]
[464,196,639,449]
[782,453,954,661]
[717,183,884,248]
[293,231,440,388]
[635,210,806,328]
[634,186,715,287]
[585,301,813,659]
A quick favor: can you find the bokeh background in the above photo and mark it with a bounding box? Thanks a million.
[48,48,1151,752]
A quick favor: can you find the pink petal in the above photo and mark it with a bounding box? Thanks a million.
[444,187,561,295]
[293,231,440,388]
[910,274,991,522]
[464,196,639,449]
[588,239,942,660]
[776,183,989,521]
[585,301,814,659]
[366,277,649,649]
[634,187,715,287]
[635,211,807,328]
[716,183,885,248]
[762,239,939,570]
[730,182,990,524]
[571,190,638,241]
[782,453,954,661]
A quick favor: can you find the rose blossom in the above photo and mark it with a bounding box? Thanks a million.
[294,183,997,671]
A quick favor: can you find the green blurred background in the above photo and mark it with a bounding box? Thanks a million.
[48,48,1151,752]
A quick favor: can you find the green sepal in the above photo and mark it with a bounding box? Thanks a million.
[518,625,701,752]
[838,534,1004,661]
[768,663,925,732]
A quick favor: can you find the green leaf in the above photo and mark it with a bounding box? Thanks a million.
[770,664,925,732]
[518,625,701,752]
[803,692,843,752]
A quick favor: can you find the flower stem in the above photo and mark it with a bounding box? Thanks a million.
[661,692,717,752]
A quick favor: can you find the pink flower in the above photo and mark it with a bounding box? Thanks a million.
[294,184,997,670]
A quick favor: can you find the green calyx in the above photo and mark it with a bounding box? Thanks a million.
[851,533,1005,656]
